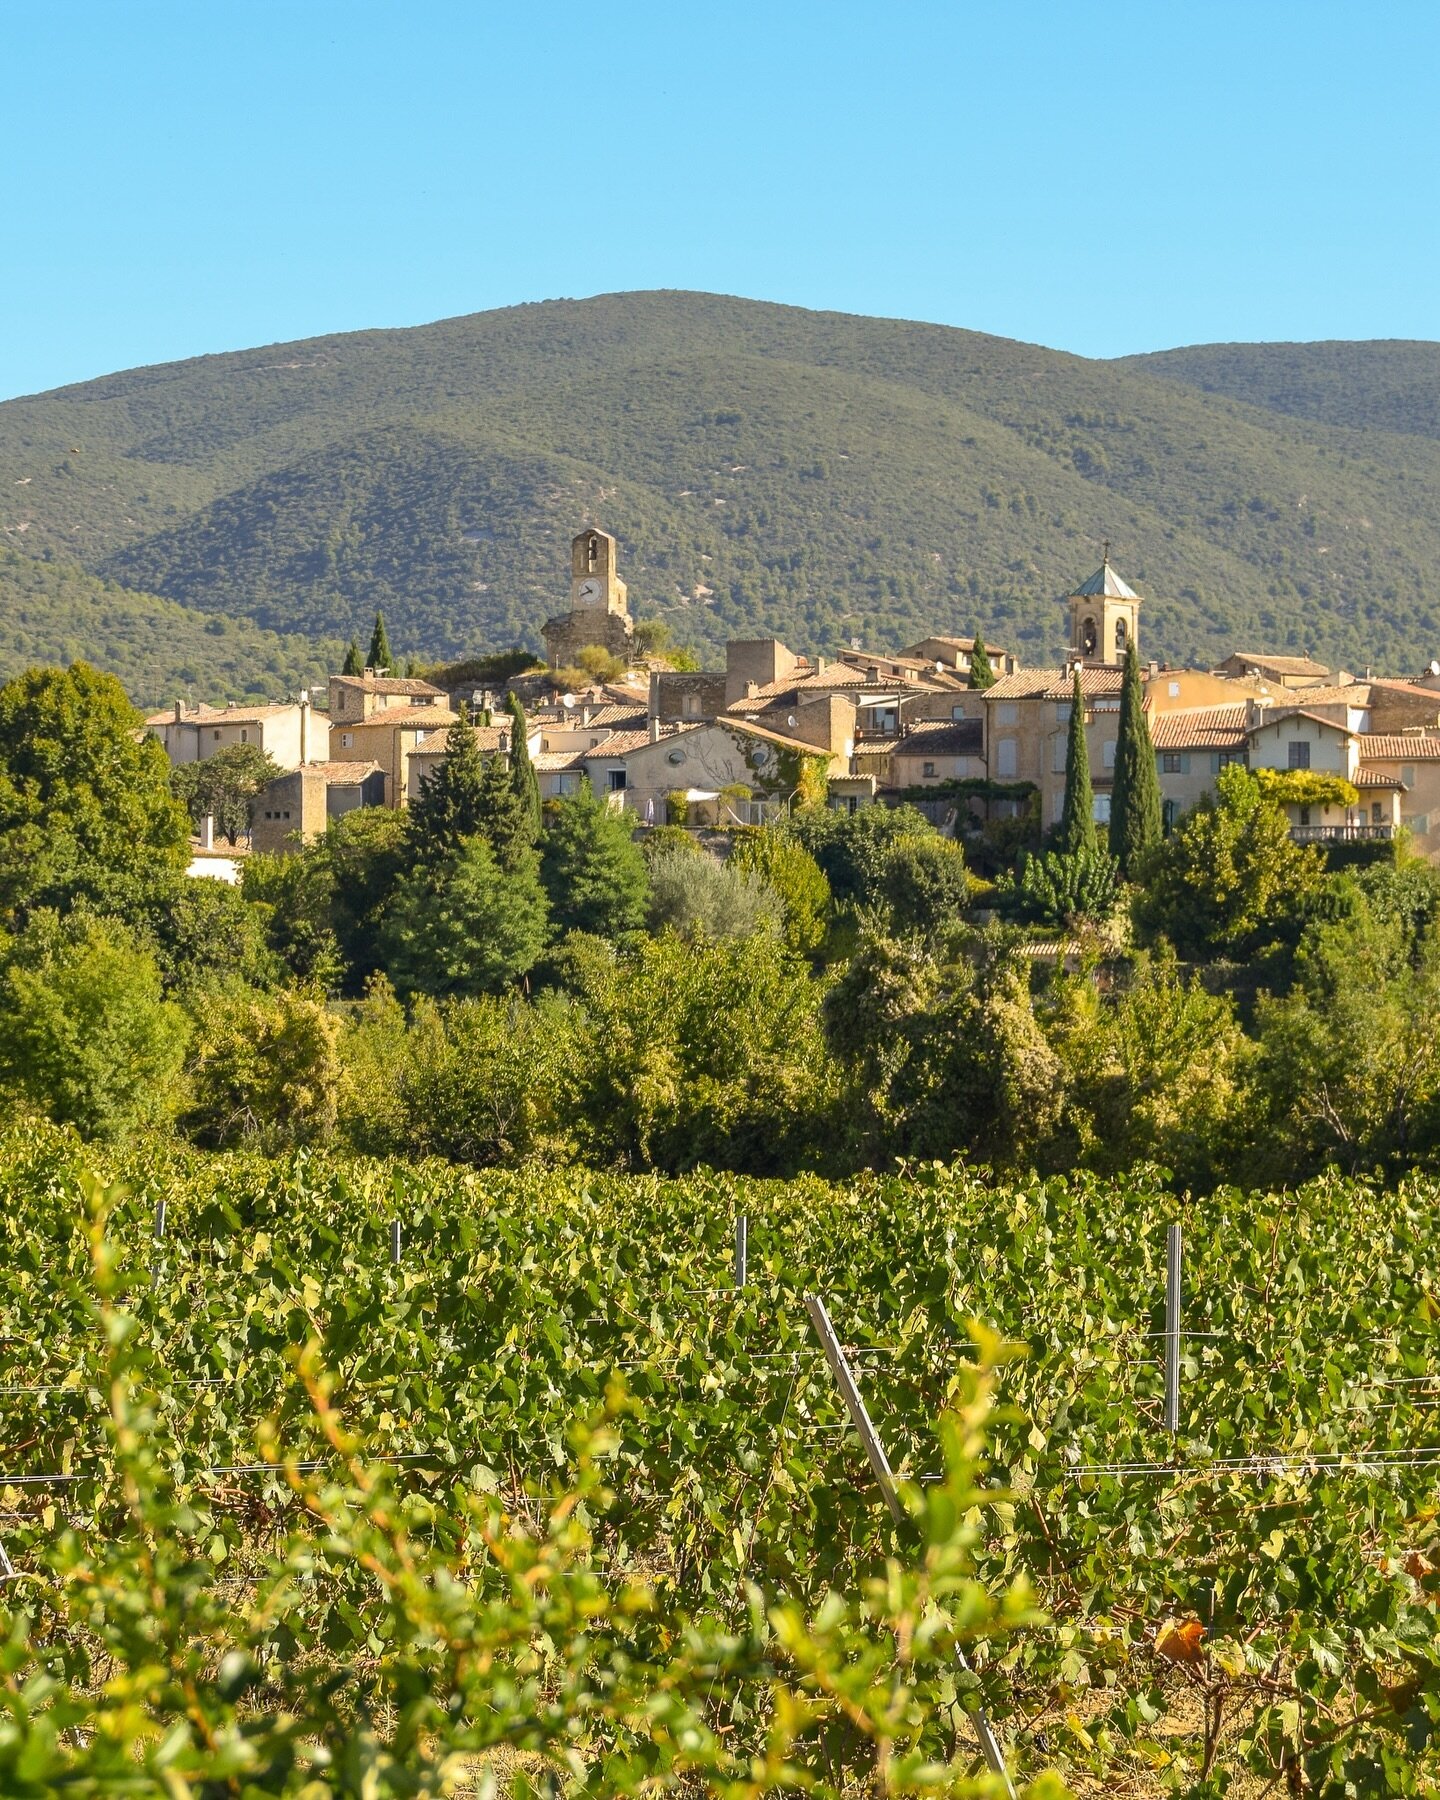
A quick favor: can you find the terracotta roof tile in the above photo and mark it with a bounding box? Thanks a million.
[1357,734,1440,760]
[1218,652,1331,679]
[985,666,1125,702]
[893,719,985,757]
[330,676,444,696]
[1150,705,1251,750]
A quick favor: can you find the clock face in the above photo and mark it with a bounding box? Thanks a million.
[577,577,601,603]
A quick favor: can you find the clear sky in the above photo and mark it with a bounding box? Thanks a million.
[3,0,1437,401]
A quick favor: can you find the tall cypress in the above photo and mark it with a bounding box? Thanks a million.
[969,632,996,690]
[506,692,541,835]
[407,703,486,863]
[1057,669,1096,856]
[341,638,364,677]
[367,611,393,673]
[1109,637,1163,876]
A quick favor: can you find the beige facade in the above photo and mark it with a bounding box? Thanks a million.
[1356,734,1440,858]
[146,697,327,770]
[543,527,635,669]
[903,636,1017,677]
[252,762,386,853]
[329,703,458,806]
[327,674,446,724]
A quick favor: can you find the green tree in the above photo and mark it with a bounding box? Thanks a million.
[0,912,189,1139]
[474,743,535,871]
[169,743,281,843]
[1136,763,1324,960]
[182,986,341,1149]
[647,849,783,941]
[367,611,392,672]
[341,638,365,677]
[380,835,549,999]
[968,632,995,690]
[1109,637,1162,876]
[135,872,282,996]
[312,807,412,991]
[729,828,831,955]
[876,834,970,940]
[241,849,346,993]
[506,692,542,835]
[406,704,488,863]
[1057,669,1095,856]
[1018,841,1123,926]
[788,803,938,909]
[540,781,650,939]
[0,663,189,922]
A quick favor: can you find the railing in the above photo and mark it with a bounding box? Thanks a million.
[1290,824,1395,843]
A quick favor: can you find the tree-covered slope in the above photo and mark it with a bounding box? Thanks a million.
[4,291,1440,671]
[1115,339,1440,442]
[0,549,336,706]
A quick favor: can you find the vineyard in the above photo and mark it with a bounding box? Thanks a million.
[1,1119,1438,1794]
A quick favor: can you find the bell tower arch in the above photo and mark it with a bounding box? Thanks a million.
[1064,547,1141,665]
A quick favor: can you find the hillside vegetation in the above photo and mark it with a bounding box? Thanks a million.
[3,292,1440,672]
[0,548,335,705]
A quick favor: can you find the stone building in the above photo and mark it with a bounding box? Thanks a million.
[542,528,635,669]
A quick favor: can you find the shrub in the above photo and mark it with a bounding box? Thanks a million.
[648,849,783,941]
[182,986,341,1149]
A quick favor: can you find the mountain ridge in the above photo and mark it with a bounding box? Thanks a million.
[3,291,1439,679]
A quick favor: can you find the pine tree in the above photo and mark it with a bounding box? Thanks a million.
[506,692,541,836]
[969,632,995,690]
[367,611,392,673]
[1057,669,1096,856]
[341,639,364,677]
[406,704,486,863]
[1109,637,1163,877]
[540,780,651,939]
[474,750,534,872]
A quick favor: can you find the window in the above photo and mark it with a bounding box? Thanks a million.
[240,729,248,743]
[1372,802,1384,824]
[1162,799,1179,831]
[996,703,1018,726]
[1299,806,1310,827]
[1168,681,1181,698]
[996,738,1017,777]
[1092,794,1111,824]
[922,761,936,778]
[1162,751,1183,774]
[414,730,427,743]
[1055,702,1072,725]
[1053,792,1065,825]
[1288,740,1311,770]
[213,730,221,741]
[282,810,291,821]
[1102,740,1116,770]
[341,732,354,748]
[951,704,967,721]
[608,770,627,792]
[1052,735,1067,773]
[1404,765,1416,787]
[666,748,687,766]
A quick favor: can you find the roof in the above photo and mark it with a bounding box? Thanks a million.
[1217,652,1332,679]
[1357,733,1440,760]
[726,664,946,714]
[582,703,649,728]
[904,635,979,654]
[1067,559,1139,601]
[1353,772,1406,790]
[407,726,508,757]
[290,760,384,785]
[1150,704,1251,750]
[851,741,894,758]
[718,716,831,756]
[147,702,299,726]
[1247,709,1355,739]
[342,704,459,731]
[581,724,696,759]
[533,749,585,773]
[330,675,444,697]
[985,666,1126,702]
[893,719,985,757]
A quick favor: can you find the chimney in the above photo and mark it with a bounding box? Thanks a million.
[816,657,827,673]
[298,690,310,764]
[173,700,184,723]
[581,705,592,727]
[649,718,661,743]
[199,814,215,851]
[745,681,758,699]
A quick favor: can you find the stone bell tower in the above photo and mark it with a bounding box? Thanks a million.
[543,526,635,670]
[1064,547,1141,665]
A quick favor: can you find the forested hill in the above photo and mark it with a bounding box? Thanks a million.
[3,291,1440,675]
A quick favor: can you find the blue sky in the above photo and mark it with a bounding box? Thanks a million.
[3,0,1437,400]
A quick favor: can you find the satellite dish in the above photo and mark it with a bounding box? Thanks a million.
[562,693,576,709]
[787,713,798,728]
[1429,661,1440,678]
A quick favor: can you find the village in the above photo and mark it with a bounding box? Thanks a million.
[146,525,1440,875]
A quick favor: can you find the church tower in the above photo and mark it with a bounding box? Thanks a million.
[1064,549,1141,665]
[543,525,635,670]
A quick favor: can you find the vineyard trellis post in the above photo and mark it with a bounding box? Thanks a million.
[391,1219,402,1267]
[1165,1224,1182,1435]
[153,1199,166,1243]
[734,1215,748,1289]
[804,1293,1016,1797]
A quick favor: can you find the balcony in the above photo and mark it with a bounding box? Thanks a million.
[1290,824,1395,844]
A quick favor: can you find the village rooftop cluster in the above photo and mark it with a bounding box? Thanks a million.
[145,528,1440,875]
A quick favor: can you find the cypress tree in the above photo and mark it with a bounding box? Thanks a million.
[1057,669,1096,856]
[506,692,541,835]
[1109,637,1163,876]
[969,632,996,690]
[407,704,486,863]
[341,639,364,677]
[367,611,393,673]
[473,749,534,872]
